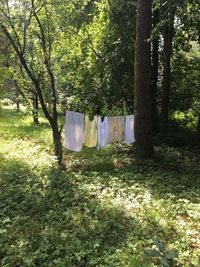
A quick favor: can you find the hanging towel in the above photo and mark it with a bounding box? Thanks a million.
[64,111,84,152]
[98,116,109,149]
[108,116,124,143]
[124,115,135,144]
[84,115,98,147]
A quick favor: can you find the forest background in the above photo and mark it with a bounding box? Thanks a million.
[0,0,200,266]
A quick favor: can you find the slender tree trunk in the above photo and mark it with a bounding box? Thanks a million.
[151,9,159,134]
[160,18,174,134]
[51,121,62,165]
[15,90,20,112]
[32,93,39,124]
[1,19,63,166]
[134,0,154,159]
[197,114,200,146]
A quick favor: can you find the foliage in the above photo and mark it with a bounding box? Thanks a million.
[56,0,136,115]
[0,0,200,161]
[0,107,200,266]
[171,44,200,117]
[144,240,182,267]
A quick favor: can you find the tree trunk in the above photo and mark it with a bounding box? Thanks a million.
[51,121,62,165]
[32,93,39,124]
[151,9,159,135]
[16,90,20,112]
[160,18,174,134]
[1,21,63,166]
[197,114,200,146]
[134,0,154,159]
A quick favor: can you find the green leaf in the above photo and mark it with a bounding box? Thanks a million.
[144,248,161,257]
[3,217,11,224]
[160,257,169,267]
[165,248,177,259]
[155,240,165,252]
[0,228,7,234]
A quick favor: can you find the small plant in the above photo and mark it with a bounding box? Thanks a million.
[144,240,182,267]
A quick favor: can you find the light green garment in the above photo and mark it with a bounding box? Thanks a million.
[84,115,98,147]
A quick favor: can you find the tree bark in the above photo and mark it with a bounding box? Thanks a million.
[160,17,174,134]
[51,121,62,165]
[32,93,39,124]
[134,0,154,159]
[151,9,159,134]
[197,114,200,146]
[16,90,20,112]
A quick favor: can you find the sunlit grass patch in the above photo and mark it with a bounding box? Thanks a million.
[0,107,52,147]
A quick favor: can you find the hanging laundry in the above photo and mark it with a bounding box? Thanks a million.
[108,116,124,143]
[84,115,98,147]
[64,111,84,152]
[98,116,109,149]
[124,115,135,144]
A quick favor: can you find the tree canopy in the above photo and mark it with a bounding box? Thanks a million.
[0,0,200,160]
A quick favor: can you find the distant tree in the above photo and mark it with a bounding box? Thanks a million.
[159,1,176,134]
[0,33,12,103]
[151,4,160,134]
[57,0,136,115]
[159,0,200,135]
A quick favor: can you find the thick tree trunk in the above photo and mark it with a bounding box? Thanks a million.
[134,0,154,159]
[32,93,39,124]
[197,114,200,146]
[160,19,174,134]
[151,9,159,134]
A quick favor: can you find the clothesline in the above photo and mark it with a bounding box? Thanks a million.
[64,111,135,152]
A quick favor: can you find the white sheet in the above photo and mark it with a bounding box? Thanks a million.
[64,111,84,152]
[124,115,135,144]
[98,116,109,149]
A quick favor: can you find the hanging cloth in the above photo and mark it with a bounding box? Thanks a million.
[108,116,125,143]
[84,115,98,147]
[124,115,135,144]
[64,111,84,152]
[98,116,109,149]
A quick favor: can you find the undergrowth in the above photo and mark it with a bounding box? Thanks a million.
[0,107,199,266]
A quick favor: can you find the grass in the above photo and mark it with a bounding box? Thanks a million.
[0,106,200,267]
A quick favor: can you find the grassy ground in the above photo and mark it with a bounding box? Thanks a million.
[0,107,200,267]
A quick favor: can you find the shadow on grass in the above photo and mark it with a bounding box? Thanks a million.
[65,144,200,205]
[0,153,157,267]
[64,146,116,172]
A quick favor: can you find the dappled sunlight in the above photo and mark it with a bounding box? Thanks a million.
[0,154,149,266]
[18,114,48,125]
[0,108,52,145]
[0,0,200,264]
[0,139,55,169]
[0,108,200,265]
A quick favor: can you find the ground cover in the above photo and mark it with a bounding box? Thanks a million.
[0,107,199,266]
